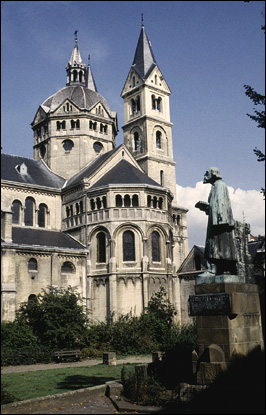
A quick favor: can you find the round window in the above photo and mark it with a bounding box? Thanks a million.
[62,139,74,152]
[93,142,103,153]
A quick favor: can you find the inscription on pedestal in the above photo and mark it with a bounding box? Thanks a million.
[189,293,232,316]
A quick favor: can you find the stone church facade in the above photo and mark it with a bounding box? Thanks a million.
[1,23,189,322]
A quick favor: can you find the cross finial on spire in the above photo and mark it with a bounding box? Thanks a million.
[141,13,144,27]
[74,30,78,42]
[88,54,90,65]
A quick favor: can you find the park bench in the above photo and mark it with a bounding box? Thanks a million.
[54,350,81,362]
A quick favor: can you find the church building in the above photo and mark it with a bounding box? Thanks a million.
[1,23,189,322]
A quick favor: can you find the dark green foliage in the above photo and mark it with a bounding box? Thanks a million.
[16,286,88,350]
[1,382,18,404]
[2,286,197,367]
[121,365,177,406]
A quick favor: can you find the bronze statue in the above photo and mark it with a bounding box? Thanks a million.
[195,167,237,276]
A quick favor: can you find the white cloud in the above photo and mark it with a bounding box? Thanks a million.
[176,182,265,251]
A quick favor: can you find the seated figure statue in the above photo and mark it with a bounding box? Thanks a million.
[195,167,237,277]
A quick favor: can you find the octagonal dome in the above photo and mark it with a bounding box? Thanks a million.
[42,85,111,113]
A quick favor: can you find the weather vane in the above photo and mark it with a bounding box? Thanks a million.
[74,30,78,41]
[88,54,90,65]
[141,13,144,27]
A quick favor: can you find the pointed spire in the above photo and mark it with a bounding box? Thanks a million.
[132,19,157,80]
[85,55,98,92]
[66,33,86,86]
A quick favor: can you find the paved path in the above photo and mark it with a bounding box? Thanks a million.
[1,354,152,374]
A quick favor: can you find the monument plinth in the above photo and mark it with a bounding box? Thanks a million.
[190,168,264,385]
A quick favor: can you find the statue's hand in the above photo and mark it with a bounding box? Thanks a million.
[195,201,209,213]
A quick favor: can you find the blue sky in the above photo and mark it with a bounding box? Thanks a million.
[1,1,265,247]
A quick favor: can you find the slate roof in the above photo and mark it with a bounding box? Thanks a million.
[132,25,157,80]
[248,239,265,258]
[91,159,161,188]
[11,227,85,250]
[1,153,65,189]
[63,147,120,190]
[42,85,110,113]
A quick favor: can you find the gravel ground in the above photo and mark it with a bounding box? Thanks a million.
[35,395,118,414]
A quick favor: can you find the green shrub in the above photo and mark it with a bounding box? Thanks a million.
[16,286,88,350]
[121,365,177,407]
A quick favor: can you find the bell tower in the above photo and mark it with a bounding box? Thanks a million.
[121,19,177,202]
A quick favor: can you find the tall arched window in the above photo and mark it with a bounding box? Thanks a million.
[132,195,139,207]
[131,99,136,114]
[136,96,140,111]
[152,231,160,262]
[123,230,135,261]
[38,203,47,228]
[156,131,161,149]
[25,197,35,226]
[116,195,122,207]
[134,132,140,150]
[97,232,106,263]
[28,258,37,271]
[12,200,22,224]
[124,194,130,207]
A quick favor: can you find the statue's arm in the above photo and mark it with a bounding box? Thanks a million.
[195,201,210,215]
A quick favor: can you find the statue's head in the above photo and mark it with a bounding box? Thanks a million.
[203,167,222,184]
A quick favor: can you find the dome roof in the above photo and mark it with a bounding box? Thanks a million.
[42,85,111,113]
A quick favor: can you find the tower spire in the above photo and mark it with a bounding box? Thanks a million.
[85,54,98,92]
[66,32,86,86]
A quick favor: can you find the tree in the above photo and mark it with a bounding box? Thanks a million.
[16,286,88,349]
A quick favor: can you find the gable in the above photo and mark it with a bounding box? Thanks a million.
[90,101,110,118]
[121,68,144,97]
[145,66,171,94]
[177,245,206,274]
[53,99,80,115]
[32,105,48,125]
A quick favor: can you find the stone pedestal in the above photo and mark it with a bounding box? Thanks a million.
[189,281,264,384]
[103,352,116,365]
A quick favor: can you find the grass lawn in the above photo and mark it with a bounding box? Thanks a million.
[2,363,135,402]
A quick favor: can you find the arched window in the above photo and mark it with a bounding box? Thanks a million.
[97,232,106,263]
[123,230,135,262]
[79,71,83,82]
[158,197,163,209]
[136,96,140,111]
[157,97,162,112]
[38,203,47,228]
[124,194,130,207]
[147,195,152,207]
[131,99,136,114]
[132,76,135,87]
[25,197,35,226]
[156,131,161,149]
[160,170,164,186]
[152,95,156,110]
[75,203,80,215]
[79,201,83,213]
[73,70,77,82]
[40,145,46,158]
[116,195,122,207]
[96,197,101,210]
[134,132,139,150]
[90,199,95,210]
[28,258,37,271]
[12,200,22,224]
[132,194,139,207]
[102,196,107,209]
[28,294,37,302]
[61,261,75,273]
[152,231,160,262]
